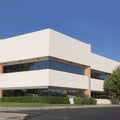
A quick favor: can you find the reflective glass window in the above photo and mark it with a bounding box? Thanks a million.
[3,60,83,75]
[91,70,109,80]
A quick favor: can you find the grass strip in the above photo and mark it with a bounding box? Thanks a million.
[0,102,72,107]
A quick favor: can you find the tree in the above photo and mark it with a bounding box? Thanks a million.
[104,66,120,98]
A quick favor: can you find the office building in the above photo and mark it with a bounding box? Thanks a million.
[0,29,119,98]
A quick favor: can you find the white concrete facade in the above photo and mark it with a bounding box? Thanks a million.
[0,28,120,97]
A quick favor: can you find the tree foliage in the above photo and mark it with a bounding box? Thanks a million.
[104,66,120,98]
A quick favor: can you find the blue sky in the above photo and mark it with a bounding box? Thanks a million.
[0,0,120,62]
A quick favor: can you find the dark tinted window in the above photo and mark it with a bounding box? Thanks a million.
[3,60,83,75]
[91,70,109,80]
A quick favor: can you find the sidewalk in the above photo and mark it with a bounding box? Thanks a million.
[0,105,120,120]
[0,112,27,120]
[0,104,120,112]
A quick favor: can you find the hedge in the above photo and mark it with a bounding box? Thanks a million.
[0,96,69,104]
[0,96,97,105]
[74,97,97,105]
[83,98,97,105]
[74,97,83,105]
[111,98,119,104]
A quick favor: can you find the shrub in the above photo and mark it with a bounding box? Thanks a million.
[74,97,83,105]
[83,98,91,105]
[111,98,119,104]
[74,97,97,105]
[0,96,69,104]
[83,98,97,105]
[91,98,97,105]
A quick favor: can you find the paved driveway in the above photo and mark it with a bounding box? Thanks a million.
[21,107,120,120]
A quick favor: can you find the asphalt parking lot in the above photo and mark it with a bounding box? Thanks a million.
[21,107,120,120]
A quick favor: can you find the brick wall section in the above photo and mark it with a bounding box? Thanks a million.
[0,65,3,98]
[0,88,2,98]
[0,65,3,74]
[84,66,91,98]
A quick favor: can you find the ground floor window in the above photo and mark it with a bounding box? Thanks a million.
[3,87,84,97]
[91,91,111,99]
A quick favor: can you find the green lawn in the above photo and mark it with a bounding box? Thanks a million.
[0,102,72,107]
